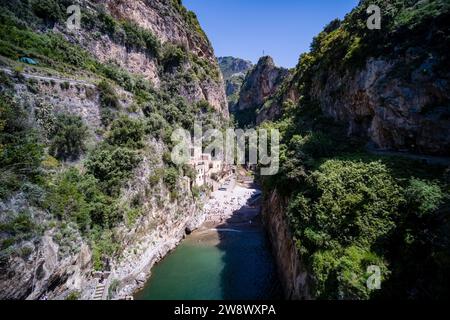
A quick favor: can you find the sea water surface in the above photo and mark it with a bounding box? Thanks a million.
[134,227,282,300]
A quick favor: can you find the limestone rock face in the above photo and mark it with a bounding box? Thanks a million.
[63,0,228,116]
[261,191,311,300]
[257,49,449,157]
[218,57,253,111]
[102,0,228,116]
[308,57,450,156]
[103,0,214,62]
[236,56,288,112]
[0,0,225,300]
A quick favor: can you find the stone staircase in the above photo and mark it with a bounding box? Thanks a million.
[92,281,106,300]
[91,272,111,300]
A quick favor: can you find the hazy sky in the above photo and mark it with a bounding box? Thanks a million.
[184,0,359,68]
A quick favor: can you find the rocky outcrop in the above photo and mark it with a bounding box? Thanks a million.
[228,56,288,127]
[267,53,450,156]
[308,57,450,156]
[218,57,253,111]
[102,0,214,63]
[236,56,288,112]
[261,191,311,300]
[0,192,94,300]
[267,0,450,156]
[103,0,228,116]
[62,0,228,116]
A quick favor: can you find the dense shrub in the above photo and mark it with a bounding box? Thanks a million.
[98,63,151,95]
[285,159,405,299]
[97,80,120,126]
[31,0,63,23]
[86,146,141,196]
[0,70,14,89]
[182,164,196,181]
[0,211,36,250]
[164,167,179,192]
[0,212,35,236]
[49,114,89,161]
[289,132,335,159]
[288,160,403,251]
[122,20,161,56]
[0,21,97,71]
[107,116,145,149]
[311,246,387,300]
[46,168,91,226]
[98,80,120,109]
[0,95,44,198]
[145,112,168,138]
[65,291,81,300]
[149,168,165,187]
[46,168,117,229]
[97,10,117,34]
[405,178,444,217]
[161,43,187,72]
[91,229,119,271]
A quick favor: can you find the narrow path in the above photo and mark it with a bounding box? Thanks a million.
[1,67,96,88]
[366,143,450,166]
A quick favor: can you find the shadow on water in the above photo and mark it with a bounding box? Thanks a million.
[134,184,282,300]
[214,190,283,300]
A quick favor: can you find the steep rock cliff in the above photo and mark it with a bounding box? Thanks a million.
[0,0,226,300]
[218,56,253,111]
[268,0,450,155]
[308,56,450,155]
[236,56,288,112]
[233,56,288,127]
[259,0,450,300]
[262,191,311,300]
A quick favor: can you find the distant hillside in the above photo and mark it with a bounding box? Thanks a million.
[217,56,253,113]
[218,56,253,79]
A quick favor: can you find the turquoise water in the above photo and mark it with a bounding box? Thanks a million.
[134,229,282,300]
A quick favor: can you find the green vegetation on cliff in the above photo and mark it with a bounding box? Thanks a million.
[263,102,449,299]
[0,0,227,283]
[260,0,450,299]
[290,0,450,90]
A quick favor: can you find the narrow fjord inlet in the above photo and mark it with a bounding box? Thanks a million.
[135,178,282,300]
[135,228,281,300]
[0,0,450,304]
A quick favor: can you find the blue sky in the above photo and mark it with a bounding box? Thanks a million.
[184,0,360,68]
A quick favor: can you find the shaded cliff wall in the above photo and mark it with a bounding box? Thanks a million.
[262,191,311,300]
